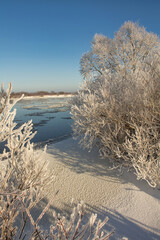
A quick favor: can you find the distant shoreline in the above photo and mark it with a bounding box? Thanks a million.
[22,94,74,100]
[11,91,75,100]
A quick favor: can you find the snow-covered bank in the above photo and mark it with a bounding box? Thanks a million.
[22,94,74,100]
[42,138,160,240]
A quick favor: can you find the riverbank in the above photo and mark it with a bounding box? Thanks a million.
[39,137,160,240]
[11,92,75,100]
[22,94,74,100]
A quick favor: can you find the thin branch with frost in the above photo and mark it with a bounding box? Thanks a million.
[0,83,54,239]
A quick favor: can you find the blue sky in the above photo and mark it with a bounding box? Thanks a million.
[0,0,159,92]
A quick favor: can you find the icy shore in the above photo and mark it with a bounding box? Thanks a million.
[12,94,74,100]
[38,137,160,240]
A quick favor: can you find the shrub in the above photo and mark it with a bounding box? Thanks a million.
[71,21,160,188]
[0,83,112,239]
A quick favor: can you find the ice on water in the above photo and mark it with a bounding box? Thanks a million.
[14,97,73,144]
[20,97,70,111]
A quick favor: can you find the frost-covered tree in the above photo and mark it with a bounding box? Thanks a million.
[0,83,54,238]
[71,21,160,188]
[0,84,112,239]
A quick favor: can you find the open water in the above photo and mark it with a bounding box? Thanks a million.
[14,97,73,146]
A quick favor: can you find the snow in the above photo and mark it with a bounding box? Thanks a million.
[22,94,73,100]
[40,137,160,240]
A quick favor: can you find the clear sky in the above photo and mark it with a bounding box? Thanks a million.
[0,0,160,92]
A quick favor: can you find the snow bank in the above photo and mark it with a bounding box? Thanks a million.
[22,94,74,100]
[41,138,160,240]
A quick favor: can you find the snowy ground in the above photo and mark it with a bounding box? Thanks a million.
[22,94,74,100]
[39,137,160,240]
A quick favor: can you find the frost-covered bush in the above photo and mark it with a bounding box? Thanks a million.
[71,21,160,188]
[0,83,54,238]
[0,84,112,239]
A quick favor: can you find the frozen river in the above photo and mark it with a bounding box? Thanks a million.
[14,97,73,146]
